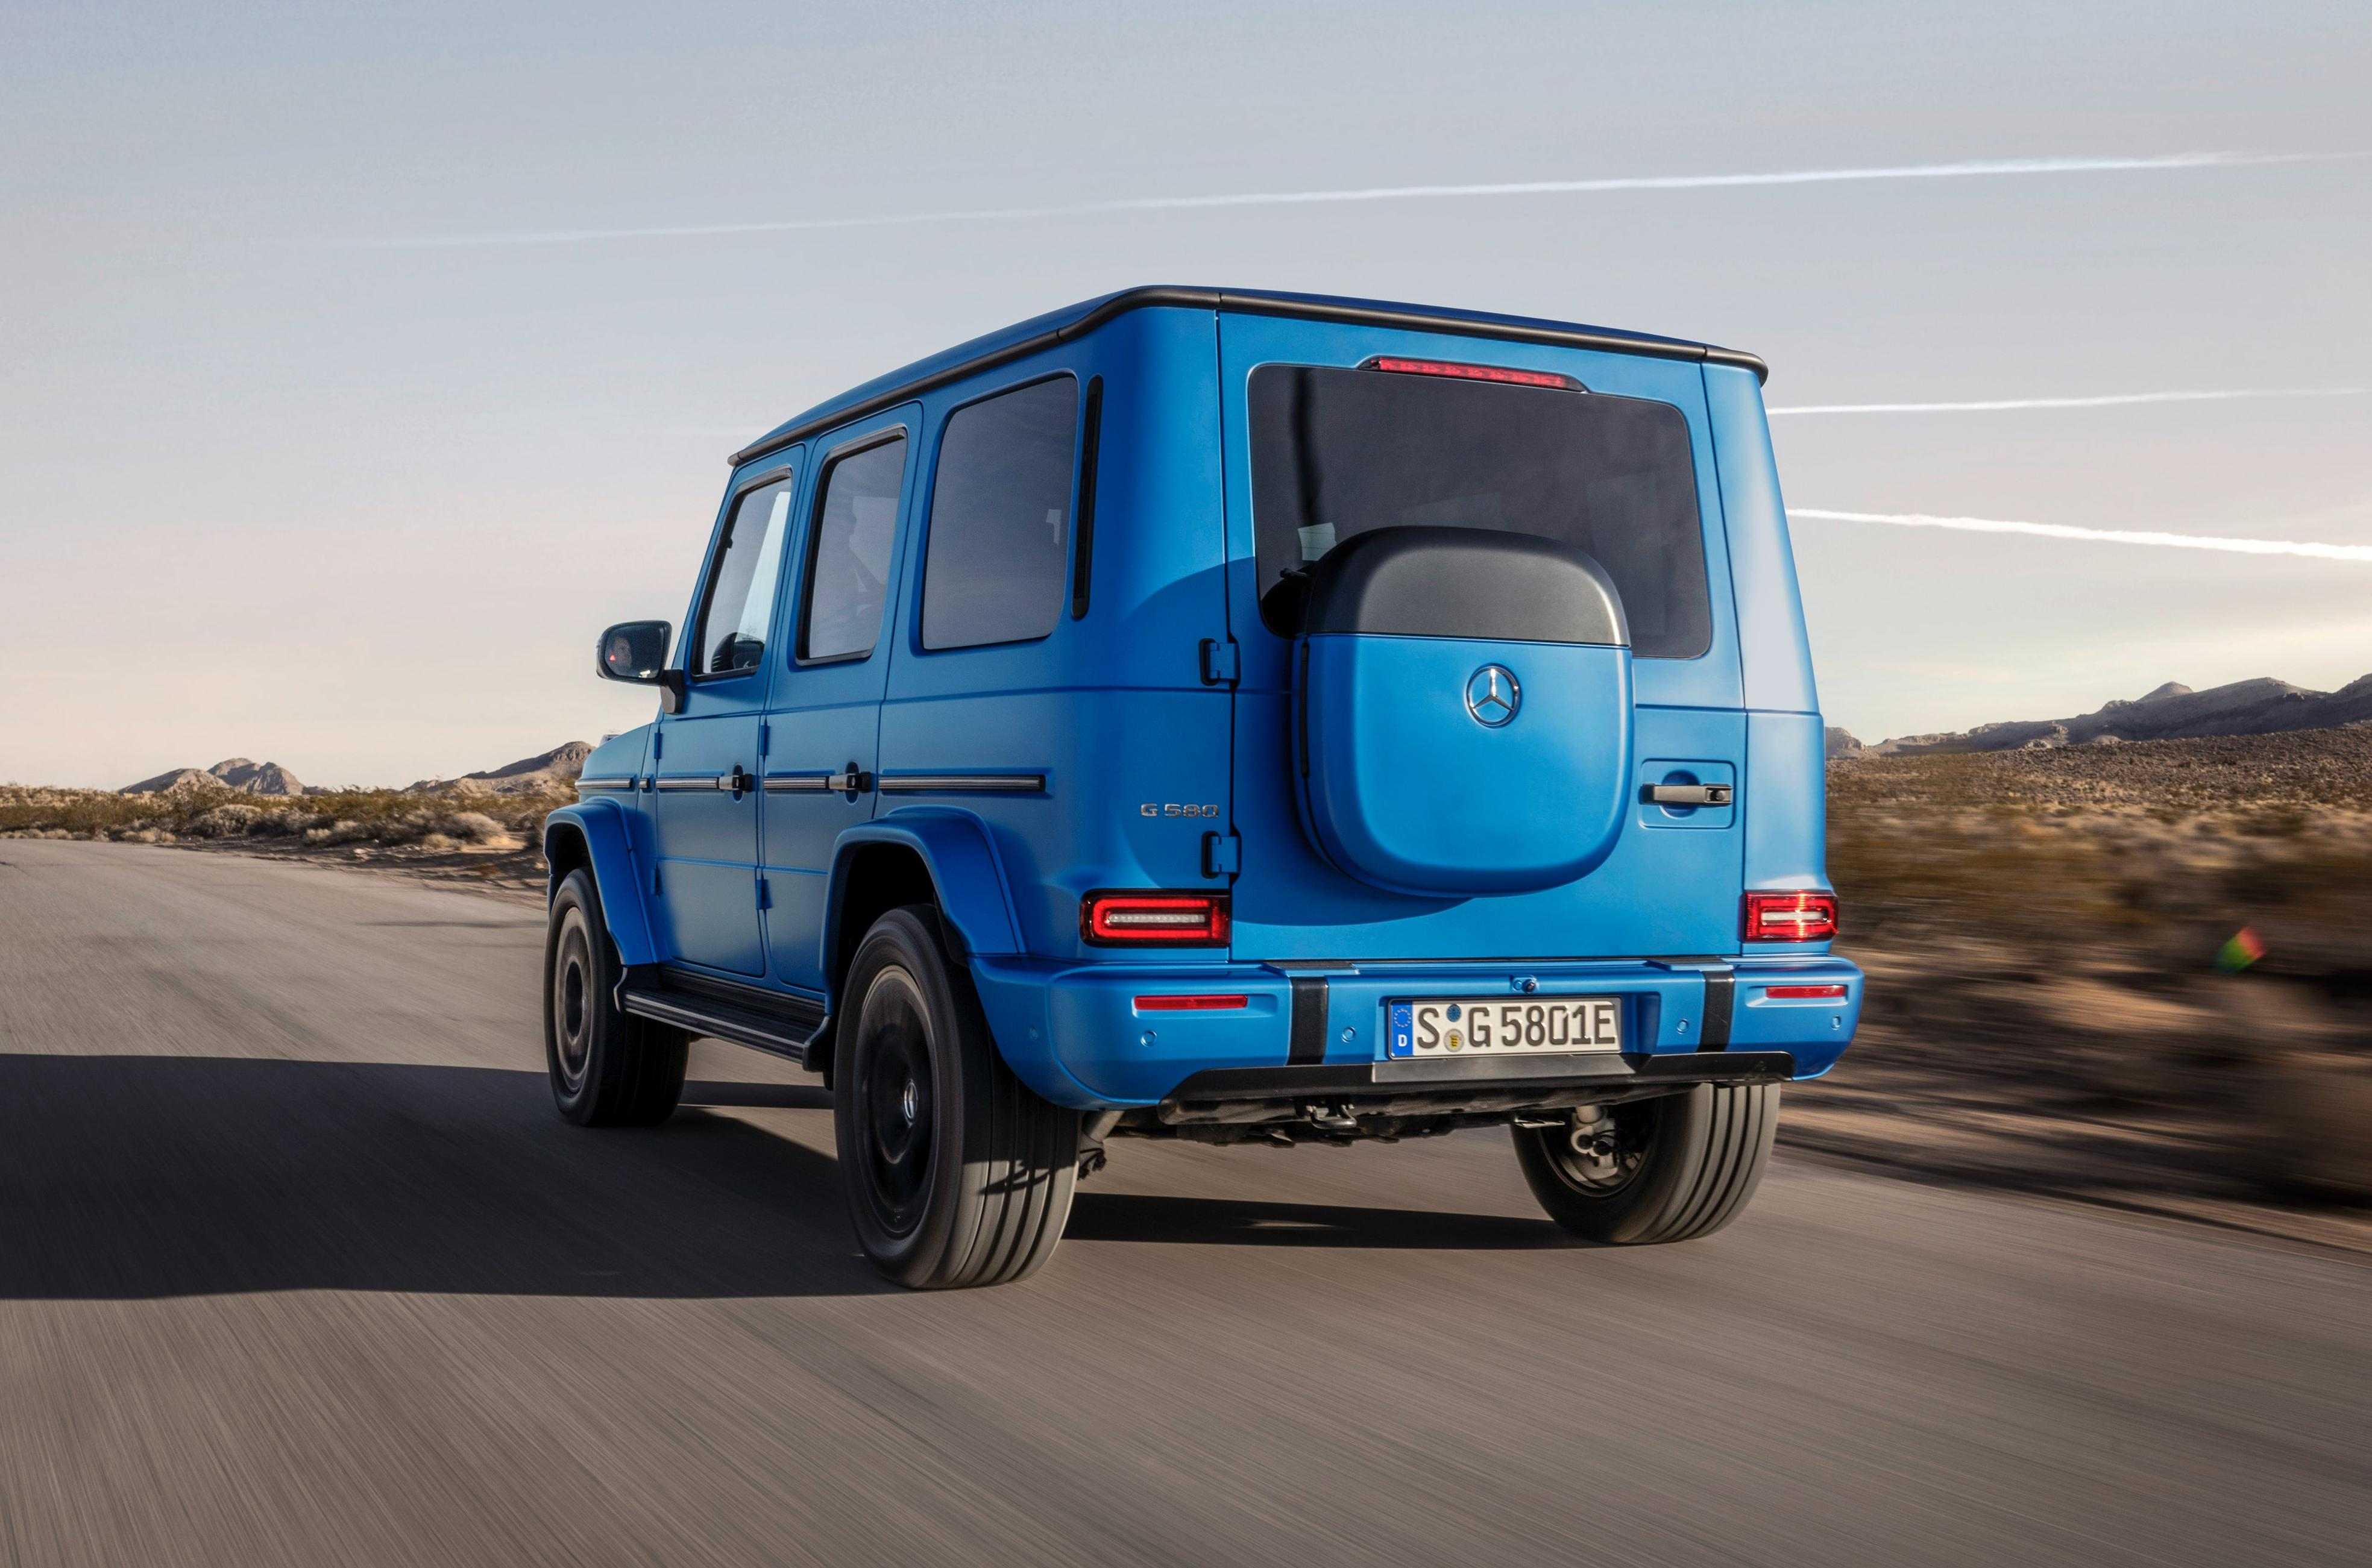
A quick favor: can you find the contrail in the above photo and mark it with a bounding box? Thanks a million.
[346,149,2361,249]
[1791,508,2372,562]
[1770,387,2369,416]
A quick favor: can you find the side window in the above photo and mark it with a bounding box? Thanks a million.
[691,474,796,676]
[920,377,1078,650]
[799,436,908,663]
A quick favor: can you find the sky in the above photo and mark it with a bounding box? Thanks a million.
[3,0,2368,786]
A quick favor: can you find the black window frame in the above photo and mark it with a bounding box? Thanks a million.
[685,460,800,683]
[793,425,910,668]
[914,369,1088,656]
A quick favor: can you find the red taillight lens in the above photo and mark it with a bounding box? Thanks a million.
[1361,355,1582,391]
[1133,994,1250,1012]
[1743,891,1839,943]
[1081,891,1231,946]
[1762,983,1848,1000]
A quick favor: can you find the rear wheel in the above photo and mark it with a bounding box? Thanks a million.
[544,868,688,1126]
[835,907,1079,1288]
[1512,1083,1779,1243]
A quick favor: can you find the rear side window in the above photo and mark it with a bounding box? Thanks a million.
[920,377,1078,650]
[799,436,907,663]
[690,474,796,676]
[1247,365,1711,657]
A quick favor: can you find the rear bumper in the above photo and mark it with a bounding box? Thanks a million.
[972,953,1860,1111]
[1162,1050,1794,1126]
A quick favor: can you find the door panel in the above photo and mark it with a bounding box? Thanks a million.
[649,463,800,976]
[761,414,916,993]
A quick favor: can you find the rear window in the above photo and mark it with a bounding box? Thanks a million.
[1247,365,1711,657]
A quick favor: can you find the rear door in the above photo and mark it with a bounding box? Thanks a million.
[1218,313,1747,961]
[760,415,914,993]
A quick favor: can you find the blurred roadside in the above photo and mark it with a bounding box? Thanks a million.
[1797,729,2372,1251]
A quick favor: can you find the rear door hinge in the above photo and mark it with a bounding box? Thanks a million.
[756,875,772,911]
[1201,830,1242,879]
[758,722,770,759]
[1199,637,1240,687]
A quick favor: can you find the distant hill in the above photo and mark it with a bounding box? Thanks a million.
[1847,674,2372,756]
[408,742,591,795]
[121,758,303,797]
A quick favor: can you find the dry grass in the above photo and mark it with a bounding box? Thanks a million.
[0,782,567,890]
[1807,742,2372,1249]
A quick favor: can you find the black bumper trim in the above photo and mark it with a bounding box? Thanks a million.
[1286,976,1330,1065]
[1158,1050,1794,1124]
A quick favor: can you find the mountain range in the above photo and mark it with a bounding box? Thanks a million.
[121,743,591,797]
[1829,674,2372,757]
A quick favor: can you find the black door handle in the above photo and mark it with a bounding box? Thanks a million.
[1645,783,1733,806]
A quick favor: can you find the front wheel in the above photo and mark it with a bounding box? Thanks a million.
[834,908,1079,1288]
[543,868,688,1127]
[1512,1083,1779,1243]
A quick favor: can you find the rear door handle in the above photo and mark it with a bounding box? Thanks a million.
[1645,783,1733,806]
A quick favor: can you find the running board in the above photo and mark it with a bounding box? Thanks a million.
[617,966,828,1068]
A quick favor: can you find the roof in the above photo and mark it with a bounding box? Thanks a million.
[728,285,1767,468]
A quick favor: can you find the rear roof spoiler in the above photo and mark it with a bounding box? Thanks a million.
[727,286,1767,468]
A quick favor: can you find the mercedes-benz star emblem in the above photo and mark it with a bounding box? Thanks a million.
[1464,665,1521,727]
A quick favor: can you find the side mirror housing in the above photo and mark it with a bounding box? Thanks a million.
[597,621,688,713]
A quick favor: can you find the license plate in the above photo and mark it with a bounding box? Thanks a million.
[1387,997,1623,1058]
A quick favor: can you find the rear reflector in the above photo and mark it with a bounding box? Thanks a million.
[1081,891,1231,946]
[1133,994,1250,1011]
[1361,355,1583,391]
[1762,983,1848,1000]
[1743,891,1840,942]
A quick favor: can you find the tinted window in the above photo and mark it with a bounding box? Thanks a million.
[1247,366,1711,657]
[922,378,1078,650]
[799,436,907,662]
[691,475,796,676]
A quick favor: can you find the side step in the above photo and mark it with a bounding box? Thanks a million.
[617,965,828,1069]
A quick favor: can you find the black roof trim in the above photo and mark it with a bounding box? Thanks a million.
[727,287,1768,467]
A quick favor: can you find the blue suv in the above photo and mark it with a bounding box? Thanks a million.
[545,287,1861,1288]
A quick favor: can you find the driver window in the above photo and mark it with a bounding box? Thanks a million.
[799,434,907,662]
[692,474,796,676]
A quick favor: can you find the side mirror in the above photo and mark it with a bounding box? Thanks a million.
[596,621,688,713]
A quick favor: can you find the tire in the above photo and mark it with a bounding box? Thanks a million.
[834,907,1080,1288]
[1512,1083,1779,1244]
[543,868,688,1127]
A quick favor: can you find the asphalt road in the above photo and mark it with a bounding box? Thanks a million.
[1,839,2365,1568]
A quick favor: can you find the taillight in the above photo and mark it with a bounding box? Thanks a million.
[1743,891,1839,943]
[1081,891,1231,946]
[1133,994,1250,1011]
[1360,355,1583,391]
[1762,983,1848,1000]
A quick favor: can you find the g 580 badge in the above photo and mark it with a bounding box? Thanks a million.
[1140,803,1222,818]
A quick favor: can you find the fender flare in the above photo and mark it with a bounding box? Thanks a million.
[827,807,1024,968]
[543,800,661,967]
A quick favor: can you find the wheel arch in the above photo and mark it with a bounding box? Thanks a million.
[822,809,1024,1057]
[543,800,661,967]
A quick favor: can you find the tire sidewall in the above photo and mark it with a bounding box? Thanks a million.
[834,910,982,1285]
[544,869,613,1124]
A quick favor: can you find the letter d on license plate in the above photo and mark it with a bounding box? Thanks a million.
[1388,997,1623,1058]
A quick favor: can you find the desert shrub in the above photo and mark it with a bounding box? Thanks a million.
[439,811,505,843]
[186,804,265,838]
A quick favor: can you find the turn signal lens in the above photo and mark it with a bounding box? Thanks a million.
[1762,983,1848,1000]
[1743,891,1839,943]
[1133,994,1250,1011]
[1081,891,1231,946]
[1361,355,1583,391]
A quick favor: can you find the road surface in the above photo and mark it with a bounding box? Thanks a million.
[0,839,2364,1567]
